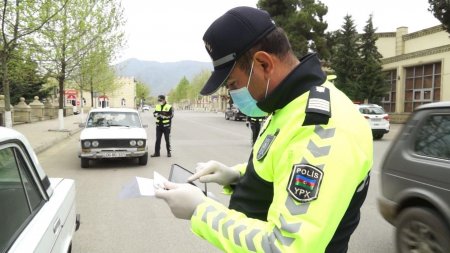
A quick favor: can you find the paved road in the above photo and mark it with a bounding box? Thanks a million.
[37,110,401,253]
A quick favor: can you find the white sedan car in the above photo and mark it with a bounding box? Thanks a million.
[356,104,390,140]
[0,127,79,253]
[79,108,149,168]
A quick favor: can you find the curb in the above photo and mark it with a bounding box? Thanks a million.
[34,128,83,155]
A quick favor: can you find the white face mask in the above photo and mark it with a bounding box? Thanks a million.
[159,101,164,105]
[229,60,269,117]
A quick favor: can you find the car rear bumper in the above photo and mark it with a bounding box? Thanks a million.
[377,196,397,225]
[372,128,390,134]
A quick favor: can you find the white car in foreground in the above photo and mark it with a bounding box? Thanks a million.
[79,108,149,168]
[0,127,79,253]
[356,104,390,140]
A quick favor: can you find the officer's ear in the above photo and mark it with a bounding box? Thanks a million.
[253,51,274,79]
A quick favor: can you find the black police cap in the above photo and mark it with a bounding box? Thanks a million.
[200,6,276,95]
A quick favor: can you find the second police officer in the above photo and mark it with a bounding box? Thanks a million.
[151,95,173,157]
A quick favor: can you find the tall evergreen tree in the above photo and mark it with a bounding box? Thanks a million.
[358,15,389,103]
[330,15,360,99]
[428,0,450,33]
[257,0,330,60]
[8,51,49,104]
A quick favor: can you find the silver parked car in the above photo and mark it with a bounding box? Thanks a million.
[378,101,450,253]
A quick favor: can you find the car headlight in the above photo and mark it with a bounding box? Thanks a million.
[92,141,99,147]
[137,140,144,146]
[130,140,137,146]
[83,141,91,148]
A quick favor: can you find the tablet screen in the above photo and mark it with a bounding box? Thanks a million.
[169,164,207,194]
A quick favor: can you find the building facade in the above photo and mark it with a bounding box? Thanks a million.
[377,25,450,113]
[65,77,136,110]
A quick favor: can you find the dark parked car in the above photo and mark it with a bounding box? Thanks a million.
[225,104,246,121]
[378,101,450,253]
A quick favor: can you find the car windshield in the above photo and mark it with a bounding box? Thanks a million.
[86,112,141,128]
[360,107,385,115]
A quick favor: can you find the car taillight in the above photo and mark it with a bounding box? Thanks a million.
[364,115,370,119]
[384,115,390,121]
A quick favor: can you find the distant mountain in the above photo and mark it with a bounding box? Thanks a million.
[114,58,212,96]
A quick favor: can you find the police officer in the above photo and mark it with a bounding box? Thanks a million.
[151,95,173,157]
[246,116,265,145]
[156,6,372,253]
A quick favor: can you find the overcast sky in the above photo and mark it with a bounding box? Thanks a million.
[116,0,440,63]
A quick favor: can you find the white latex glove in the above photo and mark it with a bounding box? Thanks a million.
[155,181,206,220]
[188,160,240,186]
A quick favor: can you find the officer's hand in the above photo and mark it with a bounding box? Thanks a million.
[189,160,240,186]
[155,181,206,220]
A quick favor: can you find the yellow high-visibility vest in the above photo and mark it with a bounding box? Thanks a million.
[191,81,373,252]
[154,104,172,125]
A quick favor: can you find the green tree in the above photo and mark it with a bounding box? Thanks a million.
[8,52,49,104]
[0,0,68,127]
[80,0,125,107]
[330,15,361,99]
[40,0,125,121]
[169,76,190,103]
[257,0,330,60]
[188,70,211,100]
[358,15,389,103]
[94,66,118,98]
[428,0,450,33]
[136,81,150,106]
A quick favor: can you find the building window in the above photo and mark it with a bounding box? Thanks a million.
[381,69,397,113]
[404,62,441,112]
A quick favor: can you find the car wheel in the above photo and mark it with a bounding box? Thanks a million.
[372,132,384,140]
[396,207,450,253]
[81,158,89,168]
[139,153,148,165]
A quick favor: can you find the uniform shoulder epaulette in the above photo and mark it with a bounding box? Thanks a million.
[302,85,331,126]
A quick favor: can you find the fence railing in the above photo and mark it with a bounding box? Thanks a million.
[0,95,77,126]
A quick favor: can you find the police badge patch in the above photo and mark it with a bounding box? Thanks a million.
[287,164,324,202]
[256,129,279,161]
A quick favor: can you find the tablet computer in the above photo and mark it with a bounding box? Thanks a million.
[169,164,207,194]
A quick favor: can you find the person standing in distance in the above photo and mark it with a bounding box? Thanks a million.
[151,95,173,157]
[246,116,265,145]
[156,6,373,253]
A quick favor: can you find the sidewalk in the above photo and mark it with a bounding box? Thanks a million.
[13,114,84,154]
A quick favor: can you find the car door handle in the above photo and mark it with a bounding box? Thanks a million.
[53,218,61,234]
